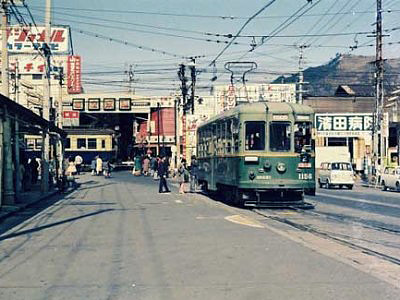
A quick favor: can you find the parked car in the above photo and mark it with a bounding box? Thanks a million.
[318,162,354,189]
[381,167,400,192]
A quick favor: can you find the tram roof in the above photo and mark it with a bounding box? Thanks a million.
[64,128,116,135]
[198,102,314,128]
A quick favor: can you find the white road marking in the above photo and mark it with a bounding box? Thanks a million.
[175,199,183,204]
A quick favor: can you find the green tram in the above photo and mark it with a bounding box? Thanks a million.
[196,102,315,208]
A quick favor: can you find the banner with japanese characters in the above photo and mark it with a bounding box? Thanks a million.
[315,113,373,137]
[8,55,67,74]
[1,25,70,54]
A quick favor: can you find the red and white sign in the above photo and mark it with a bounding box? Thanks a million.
[1,25,70,53]
[67,56,82,94]
[63,111,79,119]
[9,56,67,74]
[63,110,79,127]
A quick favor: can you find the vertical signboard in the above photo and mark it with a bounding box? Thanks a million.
[67,55,82,94]
[182,115,186,159]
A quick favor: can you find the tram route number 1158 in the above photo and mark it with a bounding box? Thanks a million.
[299,173,313,180]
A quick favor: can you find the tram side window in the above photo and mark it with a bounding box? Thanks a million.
[101,139,106,149]
[77,138,87,149]
[65,138,71,149]
[88,138,97,150]
[294,122,312,153]
[270,122,291,152]
[245,121,265,151]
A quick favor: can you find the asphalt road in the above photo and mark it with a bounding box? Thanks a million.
[0,172,399,300]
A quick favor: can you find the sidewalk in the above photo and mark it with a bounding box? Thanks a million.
[0,181,77,223]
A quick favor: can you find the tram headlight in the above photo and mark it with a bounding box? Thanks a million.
[276,162,286,173]
[264,161,272,171]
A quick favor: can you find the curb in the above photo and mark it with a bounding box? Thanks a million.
[0,186,77,223]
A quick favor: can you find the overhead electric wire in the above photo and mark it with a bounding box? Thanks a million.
[28,8,243,46]
[209,0,278,66]
[27,4,400,19]
[305,0,357,46]
[29,7,208,37]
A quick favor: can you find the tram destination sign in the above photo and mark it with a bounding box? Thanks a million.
[315,113,373,137]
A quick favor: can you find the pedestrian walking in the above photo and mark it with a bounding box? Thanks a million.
[178,159,189,194]
[29,157,39,185]
[142,156,150,176]
[190,155,199,192]
[74,155,83,174]
[91,158,96,175]
[150,156,157,177]
[158,156,171,193]
[66,160,77,187]
[96,156,103,175]
[23,159,32,191]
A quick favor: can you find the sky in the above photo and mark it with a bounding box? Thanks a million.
[20,0,400,95]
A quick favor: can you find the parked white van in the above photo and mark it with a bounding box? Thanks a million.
[381,167,400,192]
[318,162,354,189]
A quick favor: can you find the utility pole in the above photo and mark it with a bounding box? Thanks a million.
[298,45,307,104]
[127,64,135,94]
[177,64,188,163]
[41,0,51,193]
[373,0,385,179]
[57,66,64,180]
[157,102,160,156]
[189,58,196,114]
[1,0,15,205]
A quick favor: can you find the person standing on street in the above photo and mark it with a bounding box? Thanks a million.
[190,155,198,193]
[74,155,83,175]
[96,155,103,176]
[178,159,189,194]
[158,156,171,193]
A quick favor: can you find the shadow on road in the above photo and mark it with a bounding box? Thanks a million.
[0,209,114,242]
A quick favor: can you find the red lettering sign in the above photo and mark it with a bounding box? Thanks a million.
[67,56,82,94]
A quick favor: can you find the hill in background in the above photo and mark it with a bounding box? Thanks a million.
[273,54,400,96]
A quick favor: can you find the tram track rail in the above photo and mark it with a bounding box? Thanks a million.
[289,206,400,235]
[253,209,400,266]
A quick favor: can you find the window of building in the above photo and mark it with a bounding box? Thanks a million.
[270,122,291,152]
[88,138,97,149]
[327,137,347,146]
[245,121,265,151]
[32,74,43,80]
[65,138,71,149]
[35,138,42,150]
[77,138,86,149]
[26,139,35,150]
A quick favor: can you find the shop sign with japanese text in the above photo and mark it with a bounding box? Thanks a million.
[315,113,373,137]
[1,26,69,54]
[67,56,82,94]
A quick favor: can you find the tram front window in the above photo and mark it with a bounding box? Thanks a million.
[270,122,291,152]
[245,121,265,151]
[294,122,312,153]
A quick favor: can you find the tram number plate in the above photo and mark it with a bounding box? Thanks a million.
[256,175,271,180]
[299,173,312,180]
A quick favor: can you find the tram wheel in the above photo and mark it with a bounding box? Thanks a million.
[233,189,245,208]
